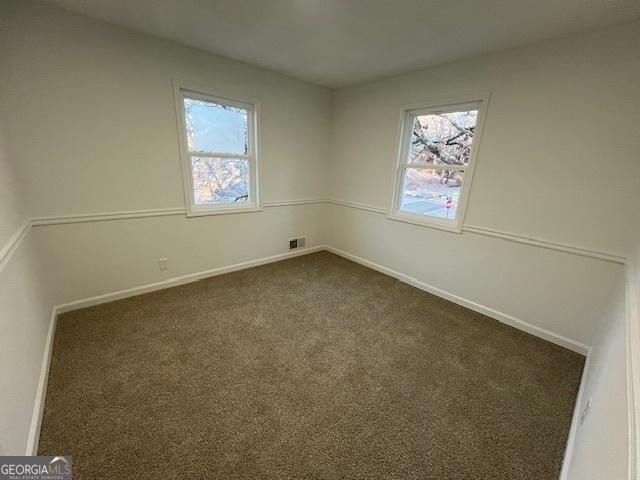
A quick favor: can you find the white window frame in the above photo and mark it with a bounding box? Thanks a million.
[388,93,489,233]
[173,81,261,217]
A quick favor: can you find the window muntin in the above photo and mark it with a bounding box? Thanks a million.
[393,101,483,229]
[177,88,258,213]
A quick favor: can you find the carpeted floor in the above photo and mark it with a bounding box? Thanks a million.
[39,251,584,479]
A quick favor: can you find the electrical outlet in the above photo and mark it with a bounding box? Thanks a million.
[289,239,298,250]
[158,258,168,271]
[580,398,592,425]
[297,237,306,248]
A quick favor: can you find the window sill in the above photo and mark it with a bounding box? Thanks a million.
[386,212,462,234]
[186,205,264,218]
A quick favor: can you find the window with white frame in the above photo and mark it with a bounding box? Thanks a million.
[391,98,487,231]
[176,86,259,215]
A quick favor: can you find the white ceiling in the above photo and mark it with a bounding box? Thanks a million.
[46,0,640,88]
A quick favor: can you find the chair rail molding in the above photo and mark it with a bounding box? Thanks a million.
[0,198,628,277]
[0,221,31,272]
[328,198,626,264]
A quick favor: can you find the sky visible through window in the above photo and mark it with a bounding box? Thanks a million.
[184,98,247,154]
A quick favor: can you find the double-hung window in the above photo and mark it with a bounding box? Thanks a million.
[175,84,260,215]
[390,96,488,232]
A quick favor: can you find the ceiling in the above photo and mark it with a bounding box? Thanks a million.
[46,0,640,88]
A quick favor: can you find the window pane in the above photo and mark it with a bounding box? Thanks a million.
[191,156,249,205]
[184,98,248,154]
[400,168,463,219]
[409,110,477,167]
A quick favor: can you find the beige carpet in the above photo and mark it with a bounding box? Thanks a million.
[39,251,583,479]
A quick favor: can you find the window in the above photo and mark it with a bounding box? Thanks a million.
[175,84,260,215]
[390,96,488,232]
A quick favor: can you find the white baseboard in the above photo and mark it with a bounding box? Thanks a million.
[558,353,591,480]
[56,245,327,314]
[25,308,58,455]
[325,246,589,355]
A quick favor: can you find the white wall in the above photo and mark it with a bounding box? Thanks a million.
[0,234,54,455]
[564,230,640,480]
[327,20,640,348]
[328,205,621,349]
[0,0,331,301]
[0,112,55,454]
[0,0,331,455]
[0,122,25,248]
[33,205,326,306]
[0,1,331,217]
[329,21,640,255]
[564,280,630,480]
[631,242,640,479]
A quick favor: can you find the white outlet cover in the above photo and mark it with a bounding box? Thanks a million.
[158,258,169,271]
